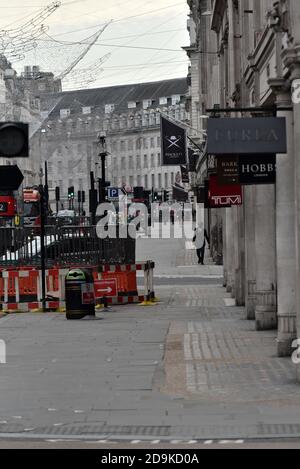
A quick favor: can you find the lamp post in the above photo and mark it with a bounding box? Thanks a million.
[98,133,107,204]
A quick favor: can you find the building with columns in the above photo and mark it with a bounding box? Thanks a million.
[35,78,188,212]
[0,58,48,187]
[186,0,300,374]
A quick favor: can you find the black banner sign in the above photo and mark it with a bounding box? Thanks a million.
[180,165,190,183]
[217,156,239,185]
[161,116,187,166]
[207,117,287,155]
[239,154,276,185]
[188,148,197,172]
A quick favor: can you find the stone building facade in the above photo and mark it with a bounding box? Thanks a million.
[186,0,300,376]
[0,58,47,187]
[36,78,188,212]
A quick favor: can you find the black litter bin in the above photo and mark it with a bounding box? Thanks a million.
[65,268,95,320]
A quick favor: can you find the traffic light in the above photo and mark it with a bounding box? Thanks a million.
[68,186,74,199]
[0,122,29,157]
[55,186,60,202]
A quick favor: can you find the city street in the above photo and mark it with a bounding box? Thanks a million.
[0,237,300,448]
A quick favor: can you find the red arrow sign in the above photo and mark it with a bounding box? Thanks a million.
[94,279,117,298]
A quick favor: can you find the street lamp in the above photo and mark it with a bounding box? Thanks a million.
[97,132,107,204]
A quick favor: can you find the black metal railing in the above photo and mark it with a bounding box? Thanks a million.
[0,225,135,268]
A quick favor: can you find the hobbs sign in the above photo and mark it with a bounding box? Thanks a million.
[239,155,276,184]
[207,117,287,155]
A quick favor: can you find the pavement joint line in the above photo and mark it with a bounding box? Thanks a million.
[0,433,299,442]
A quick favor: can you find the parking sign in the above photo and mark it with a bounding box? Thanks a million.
[108,187,120,200]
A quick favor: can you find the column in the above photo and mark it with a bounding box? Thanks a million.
[244,185,256,319]
[291,65,300,381]
[275,89,296,356]
[225,208,235,295]
[254,185,277,331]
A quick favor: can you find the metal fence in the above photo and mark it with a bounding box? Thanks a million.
[0,225,135,268]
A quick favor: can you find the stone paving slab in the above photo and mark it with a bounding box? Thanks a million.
[1,281,300,441]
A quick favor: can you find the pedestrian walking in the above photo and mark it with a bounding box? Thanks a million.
[193,224,210,265]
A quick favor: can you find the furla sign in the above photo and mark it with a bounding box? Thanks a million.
[207,117,287,155]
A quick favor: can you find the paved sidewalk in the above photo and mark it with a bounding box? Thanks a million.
[0,280,300,442]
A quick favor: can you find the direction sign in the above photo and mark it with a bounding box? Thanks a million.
[0,165,24,190]
[94,279,117,298]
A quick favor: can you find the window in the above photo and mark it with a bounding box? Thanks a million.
[157,153,161,166]
[165,173,169,188]
[128,156,133,169]
[128,140,133,151]
[151,154,155,168]
[136,138,141,150]
[151,174,155,188]
[137,175,141,186]
[105,104,115,114]
[159,97,168,105]
[172,94,181,105]
[144,175,148,189]
[171,172,175,184]
[129,176,134,187]
[128,101,136,109]
[120,140,126,151]
[143,138,148,149]
[60,108,70,119]
[158,173,162,188]
[82,106,91,115]
[121,157,126,170]
[136,156,141,169]
[143,99,152,109]
[150,137,155,148]
[144,155,148,169]
[78,178,83,189]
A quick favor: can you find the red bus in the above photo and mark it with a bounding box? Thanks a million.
[23,188,41,227]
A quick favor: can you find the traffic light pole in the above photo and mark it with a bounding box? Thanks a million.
[98,135,107,204]
[39,184,46,313]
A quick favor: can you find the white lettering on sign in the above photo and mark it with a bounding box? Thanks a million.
[211,196,242,206]
[241,163,276,174]
[215,129,279,143]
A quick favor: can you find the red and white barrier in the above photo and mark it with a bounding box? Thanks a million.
[0,261,156,311]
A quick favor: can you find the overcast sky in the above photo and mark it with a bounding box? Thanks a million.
[0,0,190,90]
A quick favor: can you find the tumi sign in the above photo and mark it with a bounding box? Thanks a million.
[208,175,242,208]
[207,117,287,155]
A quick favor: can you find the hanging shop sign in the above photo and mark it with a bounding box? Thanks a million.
[207,154,217,174]
[161,115,187,165]
[217,155,239,185]
[207,117,287,155]
[172,184,189,202]
[238,154,276,185]
[208,175,243,208]
[188,148,197,172]
[180,165,190,183]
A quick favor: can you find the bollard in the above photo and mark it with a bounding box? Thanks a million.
[65,268,95,320]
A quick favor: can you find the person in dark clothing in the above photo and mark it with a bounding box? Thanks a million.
[193,225,210,265]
